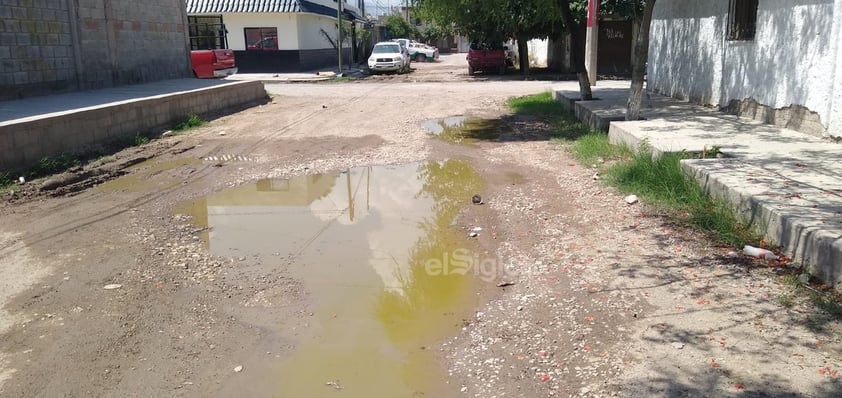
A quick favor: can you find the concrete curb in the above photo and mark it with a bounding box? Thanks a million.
[554,85,842,290]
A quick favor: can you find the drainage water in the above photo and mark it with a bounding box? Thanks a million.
[180,160,484,397]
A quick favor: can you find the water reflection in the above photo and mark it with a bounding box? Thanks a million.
[178,160,484,397]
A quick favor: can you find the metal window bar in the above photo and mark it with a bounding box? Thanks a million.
[187,16,228,50]
[728,0,758,40]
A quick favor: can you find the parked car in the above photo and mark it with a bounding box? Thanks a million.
[247,36,278,50]
[408,42,438,62]
[368,41,410,74]
[191,49,237,78]
[466,41,507,75]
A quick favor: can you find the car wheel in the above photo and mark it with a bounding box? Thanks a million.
[415,53,426,62]
[468,65,474,75]
[498,65,506,75]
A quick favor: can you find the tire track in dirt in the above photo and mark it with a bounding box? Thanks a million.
[15,83,388,249]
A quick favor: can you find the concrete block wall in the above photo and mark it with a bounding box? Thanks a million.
[0,81,267,170]
[0,0,191,100]
[75,0,191,90]
[0,0,77,100]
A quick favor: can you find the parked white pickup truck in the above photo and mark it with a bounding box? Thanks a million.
[393,38,439,62]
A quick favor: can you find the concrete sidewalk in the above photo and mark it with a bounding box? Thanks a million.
[224,66,367,84]
[1,78,266,169]
[554,82,842,290]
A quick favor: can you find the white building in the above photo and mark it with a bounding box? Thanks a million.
[647,0,842,138]
[186,0,365,72]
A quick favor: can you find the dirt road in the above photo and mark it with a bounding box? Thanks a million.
[1,54,840,397]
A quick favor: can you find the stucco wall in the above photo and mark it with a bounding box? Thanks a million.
[830,0,842,135]
[297,13,339,51]
[648,0,839,136]
[220,13,298,51]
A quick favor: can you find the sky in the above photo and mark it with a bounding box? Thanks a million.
[366,0,409,16]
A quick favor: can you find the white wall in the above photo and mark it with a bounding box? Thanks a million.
[219,13,299,51]
[830,0,842,135]
[648,0,839,134]
[297,13,340,50]
[527,38,548,67]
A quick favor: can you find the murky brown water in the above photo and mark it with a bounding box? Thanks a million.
[179,160,485,397]
[423,116,511,144]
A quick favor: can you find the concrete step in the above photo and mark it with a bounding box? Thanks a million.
[554,83,842,290]
[683,157,842,290]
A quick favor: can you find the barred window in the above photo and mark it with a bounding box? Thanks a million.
[728,0,758,40]
[188,16,227,50]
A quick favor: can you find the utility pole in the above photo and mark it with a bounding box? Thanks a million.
[584,0,599,86]
[338,0,343,74]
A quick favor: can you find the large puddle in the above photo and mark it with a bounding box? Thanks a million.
[179,160,485,397]
[423,116,512,144]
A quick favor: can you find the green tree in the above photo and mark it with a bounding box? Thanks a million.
[383,14,417,39]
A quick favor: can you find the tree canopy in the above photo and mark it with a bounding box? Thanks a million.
[383,14,417,39]
[415,0,644,43]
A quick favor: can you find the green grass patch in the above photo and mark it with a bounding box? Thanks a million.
[507,92,565,117]
[571,132,630,164]
[174,114,205,131]
[606,149,758,247]
[507,92,759,247]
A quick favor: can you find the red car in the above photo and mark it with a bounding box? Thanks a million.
[466,42,507,75]
[191,49,237,78]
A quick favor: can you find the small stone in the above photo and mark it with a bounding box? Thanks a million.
[468,232,478,238]
[517,306,524,311]
[799,273,811,284]
[460,386,467,392]
[496,282,515,287]
[219,131,227,136]
[161,130,174,138]
[18,176,25,184]
[671,342,685,350]
[103,284,122,290]
[592,173,600,181]
[624,195,639,205]
[233,365,243,373]
[471,194,482,204]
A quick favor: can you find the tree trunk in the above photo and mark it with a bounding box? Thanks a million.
[626,0,656,121]
[559,0,592,100]
[517,37,529,76]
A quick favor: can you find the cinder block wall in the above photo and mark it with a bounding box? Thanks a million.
[0,0,191,101]
[0,0,77,99]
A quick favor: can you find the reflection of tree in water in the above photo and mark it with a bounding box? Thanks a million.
[376,159,485,347]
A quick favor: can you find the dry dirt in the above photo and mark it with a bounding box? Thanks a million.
[0,54,840,398]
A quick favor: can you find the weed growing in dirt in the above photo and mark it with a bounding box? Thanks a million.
[0,171,11,190]
[607,150,758,247]
[571,132,630,164]
[174,115,205,131]
[35,154,81,176]
[131,133,151,146]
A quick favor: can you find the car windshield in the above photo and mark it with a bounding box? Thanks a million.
[373,44,400,54]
